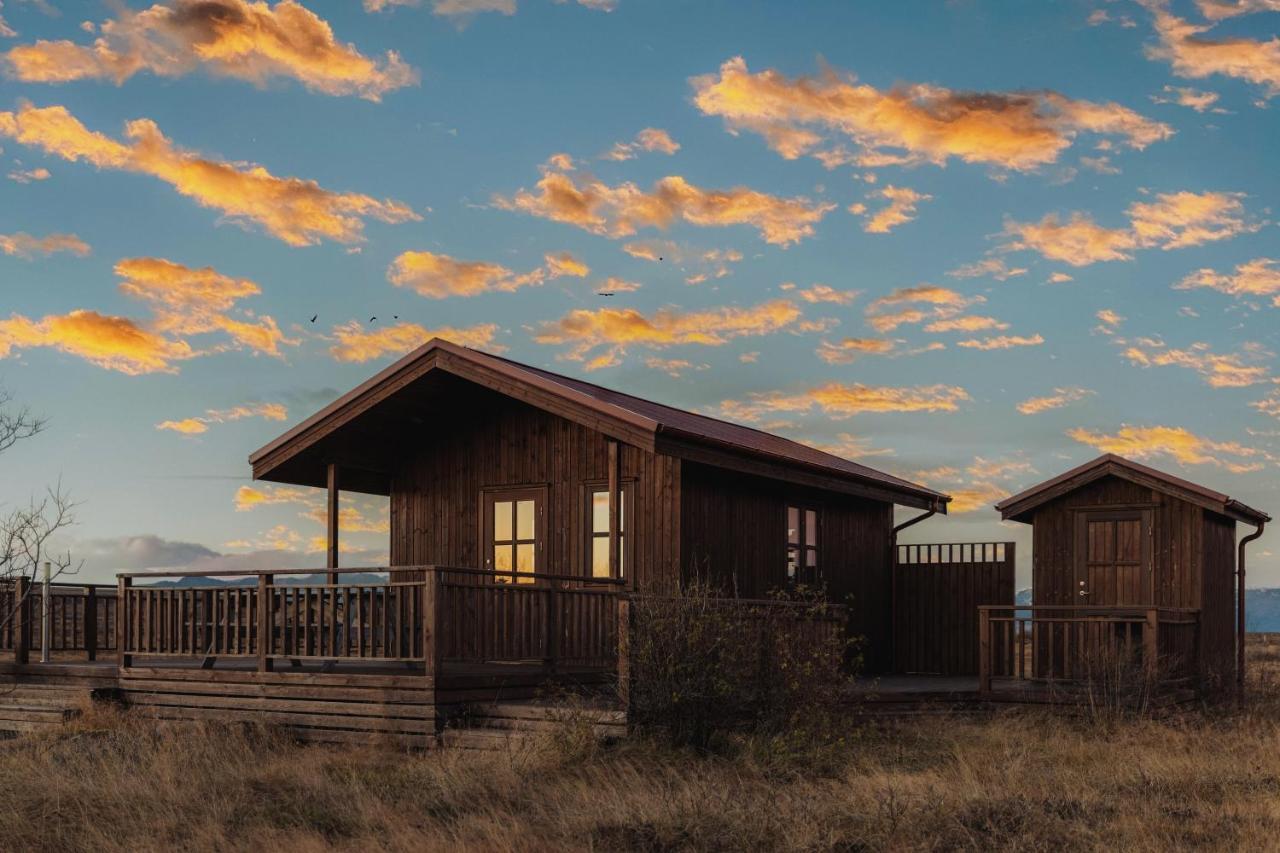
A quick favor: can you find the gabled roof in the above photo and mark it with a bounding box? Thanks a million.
[995,453,1269,525]
[249,339,949,510]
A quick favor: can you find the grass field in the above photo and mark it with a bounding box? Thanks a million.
[4,638,1280,851]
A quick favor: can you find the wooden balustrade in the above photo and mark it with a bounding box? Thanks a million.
[0,582,118,659]
[977,605,1200,696]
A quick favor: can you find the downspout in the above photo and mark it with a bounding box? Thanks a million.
[1238,520,1266,708]
[889,506,938,672]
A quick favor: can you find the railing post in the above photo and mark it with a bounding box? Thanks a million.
[616,594,631,711]
[85,586,98,662]
[546,580,560,674]
[1143,607,1159,677]
[422,569,441,679]
[40,561,50,664]
[116,576,132,668]
[13,576,29,666]
[978,606,992,697]
[257,573,273,673]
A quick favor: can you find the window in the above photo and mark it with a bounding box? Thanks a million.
[588,484,630,579]
[483,487,545,584]
[786,505,819,585]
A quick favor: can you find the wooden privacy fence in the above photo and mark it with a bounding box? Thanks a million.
[116,566,626,675]
[893,542,1016,676]
[1,580,118,662]
[977,605,1201,695]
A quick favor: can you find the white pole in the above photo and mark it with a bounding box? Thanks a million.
[40,560,50,664]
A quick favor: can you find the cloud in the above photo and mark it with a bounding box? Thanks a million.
[157,401,288,435]
[1143,2,1280,97]
[864,284,982,332]
[1174,257,1280,306]
[73,534,220,575]
[386,249,586,298]
[1068,424,1268,472]
[956,334,1045,350]
[911,455,1036,513]
[603,127,681,161]
[1001,190,1256,266]
[719,381,969,422]
[1047,272,1074,284]
[0,231,89,258]
[855,185,930,233]
[643,356,707,377]
[5,0,417,100]
[947,257,1028,281]
[815,337,897,364]
[1121,339,1271,387]
[532,299,803,369]
[365,0,614,16]
[923,315,1009,333]
[0,257,292,374]
[1194,0,1280,20]
[1016,386,1093,414]
[1095,308,1125,334]
[1253,389,1280,419]
[689,56,1171,173]
[813,433,895,460]
[794,283,858,305]
[0,103,419,246]
[7,165,49,182]
[493,158,835,246]
[328,321,504,362]
[596,275,642,293]
[1151,85,1223,112]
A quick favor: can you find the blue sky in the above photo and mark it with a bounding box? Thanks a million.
[0,0,1277,585]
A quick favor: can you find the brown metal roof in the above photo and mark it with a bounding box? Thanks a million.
[995,453,1270,525]
[249,339,949,509]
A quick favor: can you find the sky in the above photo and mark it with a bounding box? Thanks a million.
[0,0,1278,587]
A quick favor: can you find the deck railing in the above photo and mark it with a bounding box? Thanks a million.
[977,605,1201,696]
[0,580,118,662]
[113,566,627,675]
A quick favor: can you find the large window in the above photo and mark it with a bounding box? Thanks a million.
[786,505,820,585]
[588,484,630,579]
[483,487,545,584]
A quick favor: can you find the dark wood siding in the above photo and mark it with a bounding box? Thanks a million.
[1201,511,1237,688]
[679,462,895,672]
[389,390,680,592]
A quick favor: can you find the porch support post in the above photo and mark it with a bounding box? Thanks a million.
[607,440,621,581]
[422,568,441,679]
[1143,607,1159,677]
[13,576,29,666]
[326,462,340,584]
[257,573,273,673]
[117,576,132,669]
[616,595,632,716]
[85,586,98,662]
[978,606,991,697]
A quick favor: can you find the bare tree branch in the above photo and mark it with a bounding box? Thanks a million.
[0,388,46,457]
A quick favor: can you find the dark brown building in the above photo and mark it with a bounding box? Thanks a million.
[249,339,950,672]
[996,454,1270,690]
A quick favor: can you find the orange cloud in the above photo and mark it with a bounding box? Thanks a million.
[923,315,1009,333]
[1016,387,1093,415]
[865,285,981,332]
[1151,85,1223,112]
[603,127,680,161]
[1068,424,1268,472]
[157,401,287,435]
[7,166,50,183]
[386,249,585,299]
[0,231,89,258]
[720,381,969,422]
[857,185,930,233]
[0,310,193,375]
[533,299,802,369]
[1144,2,1280,97]
[1094,308,1125,334]
[690,56,1171,173]
[1175,257,1280,306]
[956,334,1045,350]
[912,455,1035,513]
[1001,190,1255,266]
[642,356,706,377]
[1194,0,1280,20]
[329,321,503,362]
[5,0,417,100]
[947,257,1028,281]
[815,337,896,364]
[493,160,834,246]
[0,103,419,246]
[795,283,858,305]
[1121,339,1271,387]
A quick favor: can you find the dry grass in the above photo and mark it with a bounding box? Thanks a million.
[4,642,1280,852]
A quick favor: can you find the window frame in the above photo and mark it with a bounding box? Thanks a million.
[785,503,822,587]
[479,485,548,585]
[582,479,635,582]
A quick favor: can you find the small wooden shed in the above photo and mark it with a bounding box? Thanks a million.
[995,454,1269,693]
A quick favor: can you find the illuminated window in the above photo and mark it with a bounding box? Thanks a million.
[588,484,630,579]
[786,505,819,585]
[485,489,542,584]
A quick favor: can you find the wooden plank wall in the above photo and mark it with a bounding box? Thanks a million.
[893,544,1015,676]
[678,462,895,672]
[389,389,681,592]
[1200,511,1237,688]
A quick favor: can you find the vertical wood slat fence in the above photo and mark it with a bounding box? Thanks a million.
[0,581,118,661]
[977,606,1201,695]
[115,567,628,675]
[893,542,1016,676]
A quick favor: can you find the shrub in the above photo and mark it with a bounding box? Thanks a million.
[624,579,854,750]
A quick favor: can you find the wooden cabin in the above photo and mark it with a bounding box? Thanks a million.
[248,338,950,673]
[993,455,1270,695]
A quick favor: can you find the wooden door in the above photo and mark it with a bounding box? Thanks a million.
[481,486,547,584]
[1074,511,1151,606]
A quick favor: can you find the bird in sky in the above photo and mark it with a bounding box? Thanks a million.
[310,314,317,323]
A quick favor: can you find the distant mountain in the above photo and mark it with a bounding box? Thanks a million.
[1015,587,1280,632]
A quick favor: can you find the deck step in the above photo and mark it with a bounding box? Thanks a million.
[0,685,92,735]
